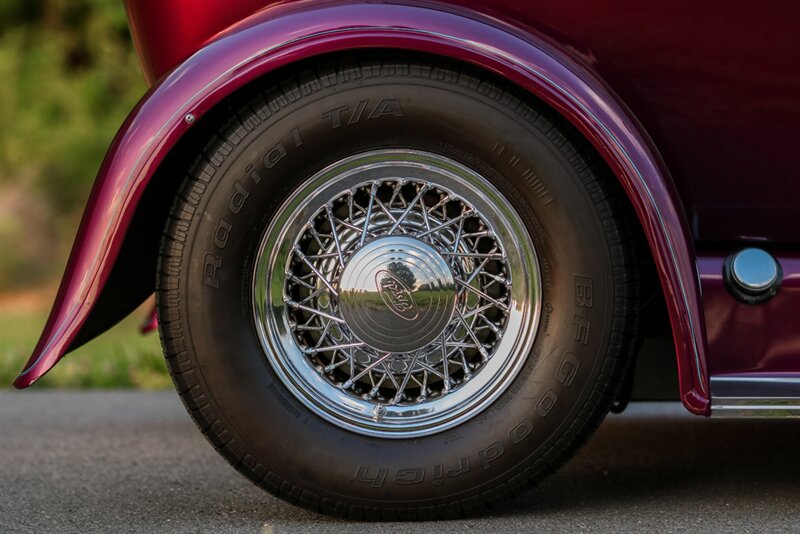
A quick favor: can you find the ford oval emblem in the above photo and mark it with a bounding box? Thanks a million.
[376,270,418,321]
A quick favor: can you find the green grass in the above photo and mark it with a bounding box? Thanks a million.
[0,304,171,389]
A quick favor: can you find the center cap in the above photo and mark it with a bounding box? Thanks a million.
[339,236,456,353]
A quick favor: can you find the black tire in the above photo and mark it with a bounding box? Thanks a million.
[157,53,639,520]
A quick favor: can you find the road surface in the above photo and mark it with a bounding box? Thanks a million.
[1,391,797,533]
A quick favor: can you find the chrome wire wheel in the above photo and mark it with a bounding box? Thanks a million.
[253,150,541,437]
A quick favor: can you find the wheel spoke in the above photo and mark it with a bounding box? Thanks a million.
[347,347,356,378]
[306,225,328,251]
[456,278,508,311]
[478,314,502,335]
[304,341,366,355]
[313,317,333,348]
[388,181,405,207]
[440,334,451,393]
[299,286,327,305]
[388,185,428,234]
[373,197,401,226]
[336,217,378,237]
[463,252,495,285]
[419,371,429,401]
[416,209,474,238]
[451,216,465,252]
[286,300,346,324]
[426,194,450,215]
[381,362,402,391]
[479,271,508,285]
[287,272,316,290]
[442,251,504,260]
[392,350,421,403]
[342,352,392,389]
[419,193,432,231]
[324,358,350,372]
[293,247,339,297]
[454,307,489,360]
[325,204,345,266]
[360,182,378,246]
[366,374,386,398]
[445,341,481,350]
[415,359,445,379]
[347,190,356,221]
[458,349,472,380]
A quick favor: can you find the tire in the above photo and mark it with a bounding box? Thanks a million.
[157,53,639,520]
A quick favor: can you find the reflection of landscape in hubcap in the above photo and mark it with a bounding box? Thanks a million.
[376,269,417,320]
[338,236,457,353]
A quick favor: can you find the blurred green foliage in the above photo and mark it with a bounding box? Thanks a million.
[0,304,171,389]
[0,0,146,290]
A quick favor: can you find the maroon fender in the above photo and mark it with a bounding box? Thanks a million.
[13,1,710,414]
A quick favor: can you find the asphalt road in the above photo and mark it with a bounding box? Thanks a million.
[1,391,798,533]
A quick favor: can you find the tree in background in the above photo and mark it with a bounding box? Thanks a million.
[0,0,145,291]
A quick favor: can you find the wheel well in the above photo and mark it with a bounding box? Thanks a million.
[67,101,225,349]
[71,48,675,384]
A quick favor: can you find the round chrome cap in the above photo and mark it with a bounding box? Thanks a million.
[339,236,456,353]
[731,248,779,292]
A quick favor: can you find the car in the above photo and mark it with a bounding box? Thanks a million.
[14,0,800,520]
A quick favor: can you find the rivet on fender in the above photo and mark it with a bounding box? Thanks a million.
[184,113,196,124]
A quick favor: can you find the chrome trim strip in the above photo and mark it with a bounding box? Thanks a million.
[712,398,800,418]
[711,375,800,398]
[710,376,800,418]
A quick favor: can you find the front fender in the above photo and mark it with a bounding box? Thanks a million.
[14,1,710,414]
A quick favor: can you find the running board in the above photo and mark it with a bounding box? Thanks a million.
[710,375,800,418]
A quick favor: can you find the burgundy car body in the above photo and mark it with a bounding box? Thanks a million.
[15,0,800,416]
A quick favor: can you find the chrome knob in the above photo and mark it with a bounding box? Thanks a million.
[732,248,778,291]
[724,247,782,304]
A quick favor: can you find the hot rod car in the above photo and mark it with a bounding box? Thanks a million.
[15,0,800,519]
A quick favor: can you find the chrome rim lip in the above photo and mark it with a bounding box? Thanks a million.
[253,150,541,438]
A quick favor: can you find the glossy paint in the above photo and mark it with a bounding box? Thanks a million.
[700,252,800,375]
[129,0,800,246]
[125,0,264,85]
[14,1,710,414]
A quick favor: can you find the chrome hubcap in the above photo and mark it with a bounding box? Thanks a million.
[339,236,456,353]
[253,150,541,437]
